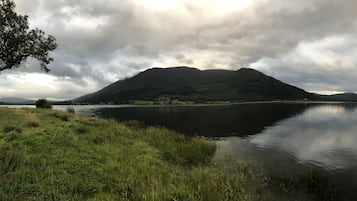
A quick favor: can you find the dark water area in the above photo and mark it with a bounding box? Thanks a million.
[91,103,312,137]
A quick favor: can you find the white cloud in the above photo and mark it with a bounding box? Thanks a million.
[252,35,357,94]
[3,0,357,99]
[0,72,99,100]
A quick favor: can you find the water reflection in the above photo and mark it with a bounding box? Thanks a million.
[247,104,357,171]
[213,103,357,200]
[94,103,312,137]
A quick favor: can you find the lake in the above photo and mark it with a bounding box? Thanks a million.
[3,102,357,200]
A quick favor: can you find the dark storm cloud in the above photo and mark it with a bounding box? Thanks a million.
[4,0,357,99]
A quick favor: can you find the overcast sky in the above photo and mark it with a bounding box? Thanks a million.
[1,0,357,100]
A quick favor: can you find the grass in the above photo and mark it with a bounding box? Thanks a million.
[0,108,337,201]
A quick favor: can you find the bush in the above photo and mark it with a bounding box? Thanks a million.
[66,107,75,113]
[35,99,52,109]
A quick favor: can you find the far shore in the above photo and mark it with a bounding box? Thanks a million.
[1,100,357,108]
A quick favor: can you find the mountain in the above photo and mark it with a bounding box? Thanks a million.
[0,97,35,104]
[74,66,317,104]
[325,93,357,101]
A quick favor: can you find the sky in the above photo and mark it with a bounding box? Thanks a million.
[1,0,357,100]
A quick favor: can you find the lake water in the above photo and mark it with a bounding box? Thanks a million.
[3,103,357,199]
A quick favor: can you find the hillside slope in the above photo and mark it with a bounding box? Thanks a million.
[75,67,315,103]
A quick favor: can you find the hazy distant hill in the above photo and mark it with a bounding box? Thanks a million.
[74,67,317,104]
[0,97,35,105]
[324,93,357,101]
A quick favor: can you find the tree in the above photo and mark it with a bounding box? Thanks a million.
[35,98,52,109]
[0,0,57,72]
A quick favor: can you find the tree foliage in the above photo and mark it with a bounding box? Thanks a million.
[0,0,57,72]
[35,98,52,109]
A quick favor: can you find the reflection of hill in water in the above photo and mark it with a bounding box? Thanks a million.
[93,103,316,137]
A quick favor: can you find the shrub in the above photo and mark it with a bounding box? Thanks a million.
[35,99,52,109]
[66,107,75,113]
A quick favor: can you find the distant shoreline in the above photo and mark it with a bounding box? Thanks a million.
[2,100,357,108]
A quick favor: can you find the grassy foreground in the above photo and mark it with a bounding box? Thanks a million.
[0,108,336,201]
[0,108,260,200]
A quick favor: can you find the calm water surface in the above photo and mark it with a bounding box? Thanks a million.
[4,103,357,199]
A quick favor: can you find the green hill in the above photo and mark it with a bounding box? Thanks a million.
[75,67,315,104]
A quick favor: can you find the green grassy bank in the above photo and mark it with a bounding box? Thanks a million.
[0,108,336,201]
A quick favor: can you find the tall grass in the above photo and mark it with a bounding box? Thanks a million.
[0,108,337,201]
[0,108,256,200]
